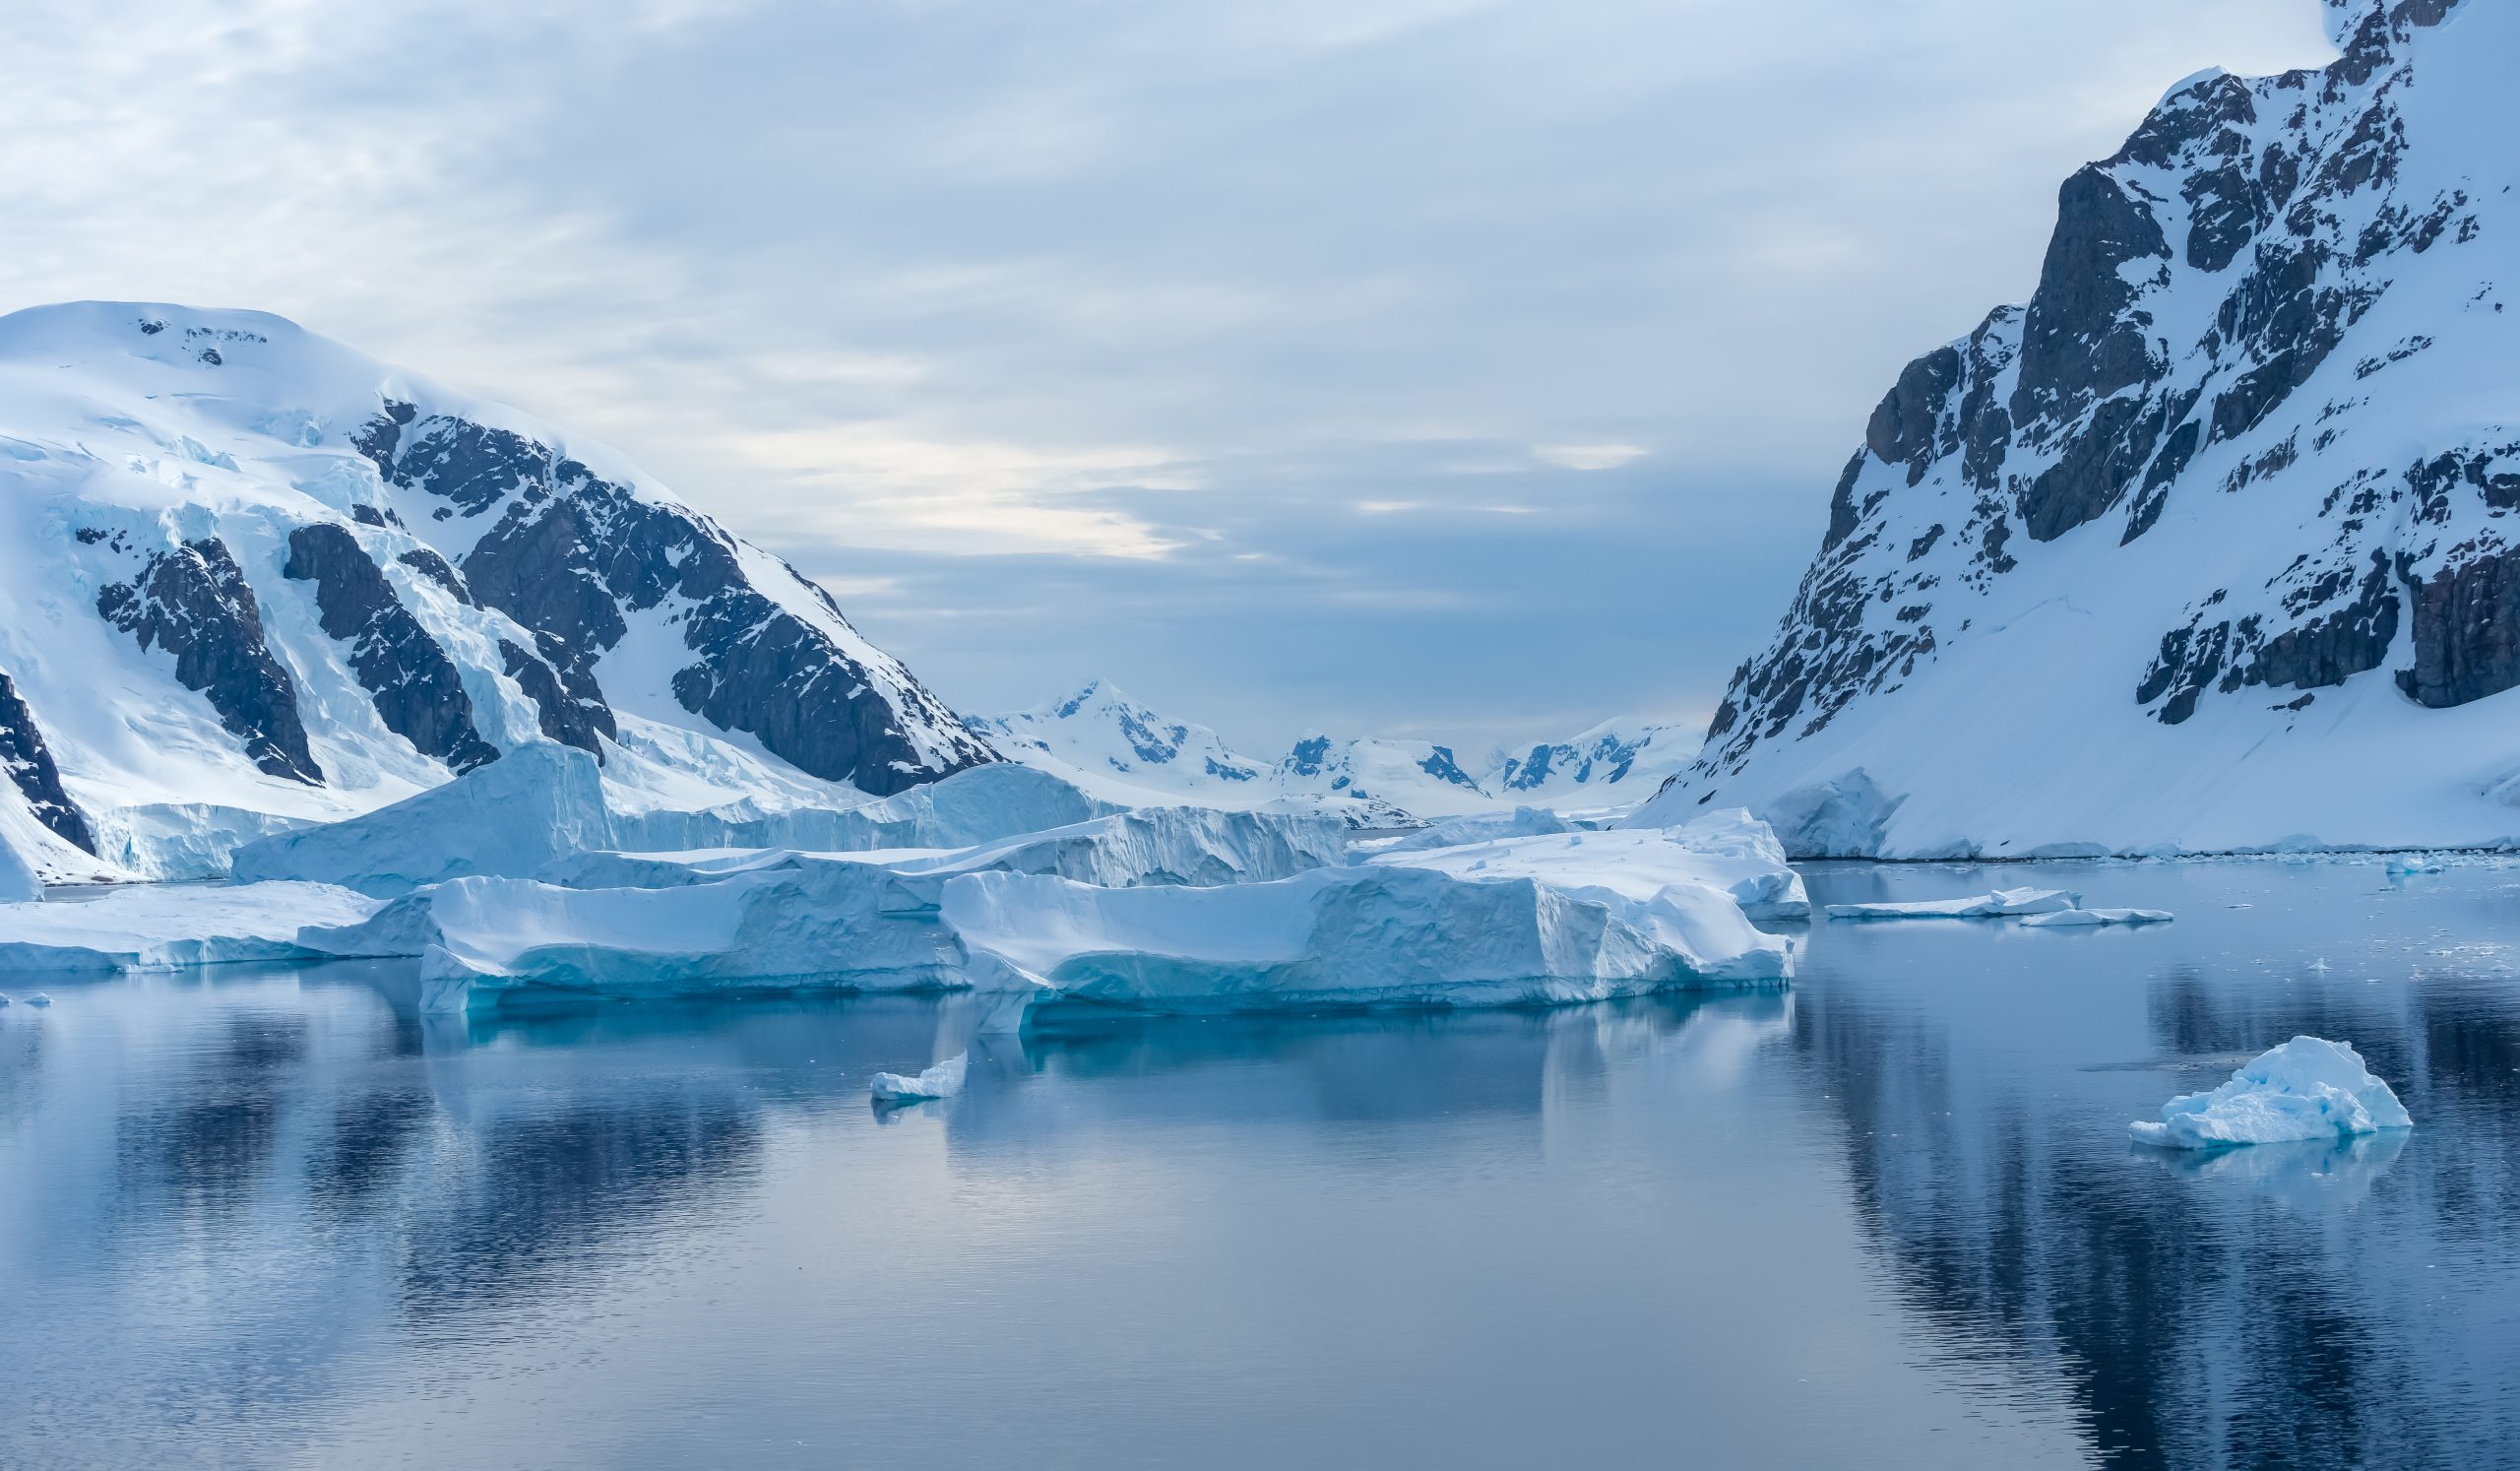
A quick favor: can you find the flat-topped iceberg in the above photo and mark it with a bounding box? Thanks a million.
[300,864,965,1012]
[0,881,375,973]
[1367,810,1809,921]
[1827,887,2080,921]
[232,743,616,897]
[2130,1038,2413,1150]
[942,857,1791,1018]
[870,1054,968,1103]
[2020,908,2175,927]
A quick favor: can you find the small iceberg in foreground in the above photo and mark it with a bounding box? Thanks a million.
[870,1054,968,1103]
[1826,887,2079,921]
[2130,1038,2412,1150]
[2019,908,2174,927]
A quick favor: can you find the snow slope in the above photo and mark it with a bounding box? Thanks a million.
[1645,0,2520,857]
[0,302,992,881]
[976,679,1693,822]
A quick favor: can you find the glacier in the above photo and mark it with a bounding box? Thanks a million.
[2130,1037,2414,1149]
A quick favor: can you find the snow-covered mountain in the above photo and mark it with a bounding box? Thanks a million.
[974,680,1692,821]
[0,302,993,880]
[1640,0,2520,858]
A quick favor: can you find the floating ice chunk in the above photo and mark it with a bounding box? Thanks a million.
[232,743,615,896]
[1368,809,1809,922]
[942,857,1790,1018]
[0,881,376,973]
[2019,908,2175,927]
[1825,886,2080,921]
[2385,854,2446,876]
[2129,1037,2412,1150]
[870,1053,968,1103]
[22,991,50,1007]
[0,992,11,1006]
[303,863,966,1013]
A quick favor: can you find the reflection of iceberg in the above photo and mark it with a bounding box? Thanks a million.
[2130,1038,2413,1150]
[2143,1127,2410,1208]
[1827,887,2079,921]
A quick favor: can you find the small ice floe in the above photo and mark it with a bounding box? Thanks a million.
[21,992,51,1008]
[2130,1037,2412,1150]
[1825,887,2078,921]
[2385,854,2446,877]
[2018,908,2175,928]
[870,1054,968,1104]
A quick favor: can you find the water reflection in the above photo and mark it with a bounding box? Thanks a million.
[0,861,2514,1468]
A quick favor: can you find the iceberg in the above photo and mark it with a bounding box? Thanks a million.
[301,863,968,1013]
[2130,1037,2413,1150]
[231,743,616,897]
[1826,887,2080,921]
[2019,907,2175,927]
[0,881,375,973]
[889,806,1350,889]
[941,858,1791,1018]
[1364,806,1575,854]
[1365,809,1810,922]
[21,991,49,1007]
[870,1053,968,1103]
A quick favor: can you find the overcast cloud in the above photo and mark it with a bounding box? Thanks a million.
[0,0,2337,750]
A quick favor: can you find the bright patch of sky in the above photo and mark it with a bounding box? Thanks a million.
[0,0,2336,748]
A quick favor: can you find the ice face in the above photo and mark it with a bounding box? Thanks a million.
[2130,1037,2414,1149]
[0,835,39,904]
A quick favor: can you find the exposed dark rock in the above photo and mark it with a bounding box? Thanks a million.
[283,525,500,773]
[0,671,96,854]
[2398,549,2520,708]
[395,546,471,602]
[95,538,324,784]
[2010,166,2170,434]
[499,639,608,757]
[2139,554,2399,724]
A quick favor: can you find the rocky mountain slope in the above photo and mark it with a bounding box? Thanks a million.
[975,680,1692,821]
[0,303,992,880]
[1639,0,2520,857]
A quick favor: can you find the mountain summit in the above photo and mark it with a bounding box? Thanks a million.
[0,303,993,878]
[1640,0,2520,856]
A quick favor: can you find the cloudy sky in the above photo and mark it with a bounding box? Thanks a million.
[0,0,2338,752]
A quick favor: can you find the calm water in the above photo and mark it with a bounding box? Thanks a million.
[4,860,2518,1469]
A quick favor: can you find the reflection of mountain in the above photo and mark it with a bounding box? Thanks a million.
[0,970,957,1458]
[1793,868,2520,1470]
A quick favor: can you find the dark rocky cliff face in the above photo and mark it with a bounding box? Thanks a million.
[0,671,96,854]
[354,404,993,796]
[1688,0,2510,790]
[94,537,325,785]
[282,524,502,774]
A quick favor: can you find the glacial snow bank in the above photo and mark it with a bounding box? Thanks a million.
[609,762,1113,854]
[0,882,376,973]
[232,743,615,896]
[1364,809,1810,922]
[1826,887,2081,921]
[0,835,38,905]
[940,860,1792,1017]
[2130,1038,2413,1150]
